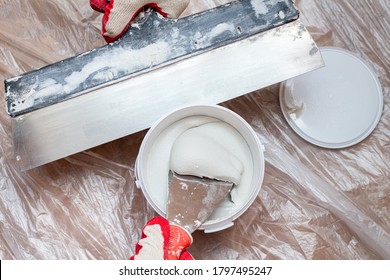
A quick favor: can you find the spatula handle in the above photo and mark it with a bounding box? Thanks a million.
[167,224,193,260]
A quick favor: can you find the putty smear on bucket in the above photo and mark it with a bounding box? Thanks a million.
[145,115,254,221]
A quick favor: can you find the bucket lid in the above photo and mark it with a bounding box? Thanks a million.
[279,47,383,148]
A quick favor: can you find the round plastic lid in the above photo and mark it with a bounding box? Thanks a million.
[279,47,383,148]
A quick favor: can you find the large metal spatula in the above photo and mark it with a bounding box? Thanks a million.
[5,0,323,171]
[166,172,233,259]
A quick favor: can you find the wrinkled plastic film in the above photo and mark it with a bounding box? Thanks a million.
[0,0,389,259]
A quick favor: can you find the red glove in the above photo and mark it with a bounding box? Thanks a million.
[90,0,190,43]
[130,216,194,260]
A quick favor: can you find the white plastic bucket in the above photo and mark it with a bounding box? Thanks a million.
[135,104,265,233]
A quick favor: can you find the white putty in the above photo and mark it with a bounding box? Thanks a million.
[130,22,141,29]
[251,0,269,15]
[171,27,180,39]
[23,78,62,106]
[251,0,287,17]
[145,116,253,221]
[170,123,244,185]
[17,40,172,110]
[194,23,236,49]
[210,23,236,37]
[278,10,286,19]
[64,40,171,92]
[6,75,21,82]
[281,88,305,120]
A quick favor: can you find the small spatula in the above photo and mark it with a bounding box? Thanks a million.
[166,171,233,259]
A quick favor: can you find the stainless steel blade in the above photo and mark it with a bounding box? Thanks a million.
[167,172,233,233]
[6,0,301,117]
[12,19,323,170]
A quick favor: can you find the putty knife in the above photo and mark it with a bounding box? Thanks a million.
[4,0,323,170]
[166,172,233,259]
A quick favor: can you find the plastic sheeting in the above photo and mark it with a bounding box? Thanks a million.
[0,0,389,259]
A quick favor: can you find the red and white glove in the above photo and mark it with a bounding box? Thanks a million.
[90,0,190,43]
[130,216,194,260]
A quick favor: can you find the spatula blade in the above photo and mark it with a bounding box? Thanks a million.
[7,0,323,171]
[167,172,233,233]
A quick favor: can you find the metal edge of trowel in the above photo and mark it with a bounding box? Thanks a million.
[5,1,324,170]
[11,19,323,171]
[5,0,300,117]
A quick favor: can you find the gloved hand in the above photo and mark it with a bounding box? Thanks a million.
[130,216,194,260]
[90,0,190,42]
